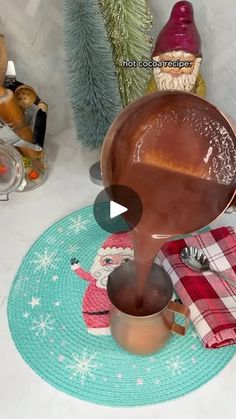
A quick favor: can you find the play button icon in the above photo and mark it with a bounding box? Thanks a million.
[110,201,128,219]
[93,185,143,234]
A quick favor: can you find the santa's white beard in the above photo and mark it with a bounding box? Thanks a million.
[90,257,118,289]
[154,60,201,92]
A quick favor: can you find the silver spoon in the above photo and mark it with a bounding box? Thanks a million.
[180,246,236,289]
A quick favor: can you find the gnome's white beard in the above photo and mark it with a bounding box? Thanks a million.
[153,57,201,92]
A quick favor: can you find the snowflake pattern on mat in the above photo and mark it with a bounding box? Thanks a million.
[191,331,199,339]
[45,234,58,246]
[31,314,55,336]
[69,216,88,234]
[137,378,143,385]
[66,244,79,255]
[66,350,98,385]
[166,356,185,376]
[18,273,29,282]
[28,297,41,309]
[31,249,59,274]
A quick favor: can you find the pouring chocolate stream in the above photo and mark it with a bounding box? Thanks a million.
[101,91,236,315]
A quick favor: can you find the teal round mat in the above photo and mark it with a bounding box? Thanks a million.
[8,206,235,407]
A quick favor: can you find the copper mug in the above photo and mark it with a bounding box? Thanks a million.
[107,262,190,355]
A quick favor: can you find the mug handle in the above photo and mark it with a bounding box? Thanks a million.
[168,301,190,336]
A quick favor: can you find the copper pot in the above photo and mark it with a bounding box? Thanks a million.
[101,92,236,234]
[107,262,190,355]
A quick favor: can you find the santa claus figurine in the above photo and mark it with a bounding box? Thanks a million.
[148,1,206,97]
[71,232,134,336]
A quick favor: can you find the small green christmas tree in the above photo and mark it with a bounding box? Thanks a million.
[99,0,153,107]
[64,0,122,149]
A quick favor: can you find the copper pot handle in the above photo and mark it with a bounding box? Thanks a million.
[168,300,190,336]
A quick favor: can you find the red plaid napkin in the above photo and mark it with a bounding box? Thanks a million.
[158,227,236,349]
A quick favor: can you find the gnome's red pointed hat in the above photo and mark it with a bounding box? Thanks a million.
[152,1,201,57]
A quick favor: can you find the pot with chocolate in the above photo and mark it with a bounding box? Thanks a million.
[101,91,236,353]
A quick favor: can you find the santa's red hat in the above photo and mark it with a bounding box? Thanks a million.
[152,1,201,57]
[98,232,133,256]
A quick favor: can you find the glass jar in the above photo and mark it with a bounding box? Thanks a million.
[0,139,48,200]
[0,140,24,198]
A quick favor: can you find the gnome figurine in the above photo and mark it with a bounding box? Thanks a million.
[148,1,206,97]
[71,232,134,336]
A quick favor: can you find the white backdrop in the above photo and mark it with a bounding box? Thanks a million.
[0,0,235,135]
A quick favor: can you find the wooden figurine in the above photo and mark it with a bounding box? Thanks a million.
[0,86,33,142]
